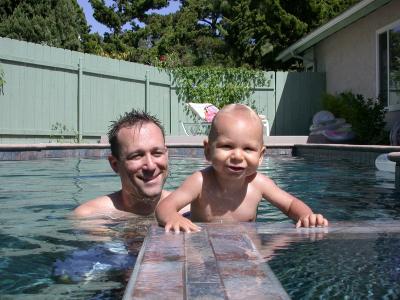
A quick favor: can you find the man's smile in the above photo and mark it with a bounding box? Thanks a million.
[138,172,162,183]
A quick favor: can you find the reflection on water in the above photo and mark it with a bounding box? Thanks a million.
[257,156,400,222]
[0,156,399,298]
[266,232,400,299]
[0,158,156,299]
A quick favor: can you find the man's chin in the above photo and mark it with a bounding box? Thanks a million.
[138,187,163,201]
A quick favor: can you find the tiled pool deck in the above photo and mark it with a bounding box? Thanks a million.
[123,221,400,300]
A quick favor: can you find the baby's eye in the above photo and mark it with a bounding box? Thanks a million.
[220,144,232,150]
[244,147,256,153]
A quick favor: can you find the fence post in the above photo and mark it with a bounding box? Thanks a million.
[145,70,150,112]
[169,73,172,135]
[77,57,83,142]
[274,71,277,136]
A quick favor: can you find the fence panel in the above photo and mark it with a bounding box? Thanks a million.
[275,71,325,135]
[0,39,79,143]
[251,71,276,135]
[0,37,326,143]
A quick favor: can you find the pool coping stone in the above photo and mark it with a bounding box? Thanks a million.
[123,221,400,300]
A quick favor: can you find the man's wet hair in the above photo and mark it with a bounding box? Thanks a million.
[108,109,165,159]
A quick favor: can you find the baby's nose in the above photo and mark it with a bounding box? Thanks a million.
[231,149,244,160]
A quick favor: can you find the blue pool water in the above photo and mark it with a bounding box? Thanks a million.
[0,155,399,298]
[266,231,400,299]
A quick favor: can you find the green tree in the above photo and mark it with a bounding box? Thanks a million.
[89,0,169,34]
[0,0,90,51]
[84,0,359,68]
[135,0,227,66]
[87,0,170,60]
[218,0,360,69]
[139,0,359,69]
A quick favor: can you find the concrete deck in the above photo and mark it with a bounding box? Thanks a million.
[165,135,309,147]
[123,221,400,300]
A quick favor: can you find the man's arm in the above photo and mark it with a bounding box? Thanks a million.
[257,174,328,227]
[156,171,202,233]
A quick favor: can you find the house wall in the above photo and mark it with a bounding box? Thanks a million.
[314,0,400,124]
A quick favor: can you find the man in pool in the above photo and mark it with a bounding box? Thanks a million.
[156,104,329,232]
[74,109,173,218]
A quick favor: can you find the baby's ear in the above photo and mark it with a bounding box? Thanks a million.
[203,139,211,161]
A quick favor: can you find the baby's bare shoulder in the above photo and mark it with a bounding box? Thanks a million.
[252,172,275,185]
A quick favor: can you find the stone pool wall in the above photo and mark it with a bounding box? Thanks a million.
[1,142,399,167]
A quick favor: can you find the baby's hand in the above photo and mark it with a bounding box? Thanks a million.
[164,213,201,233]
[296,214,328,228]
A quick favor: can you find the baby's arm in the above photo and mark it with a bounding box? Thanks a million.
[257,174,328,227]
[155,172,202,233]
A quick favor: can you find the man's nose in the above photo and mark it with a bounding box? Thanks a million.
[142,153,156,169]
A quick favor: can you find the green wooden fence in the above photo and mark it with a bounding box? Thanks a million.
[0,37,325,144]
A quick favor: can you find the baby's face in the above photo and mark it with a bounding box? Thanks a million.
[206,112,265,179]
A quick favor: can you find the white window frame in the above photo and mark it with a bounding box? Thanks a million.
[376,19,400,112]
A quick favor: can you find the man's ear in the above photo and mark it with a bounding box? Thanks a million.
[258,146,266,166]
[164,146,169,157]
[108,155,119,174]
[203,139,211,161]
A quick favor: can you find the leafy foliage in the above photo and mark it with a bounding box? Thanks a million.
[0,0,90,51]
[156,55,269,113]
[49,122,79,143]
[83,0,358,69]
[322,92,388,144]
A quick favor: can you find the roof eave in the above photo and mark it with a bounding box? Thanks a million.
[276,0,393,62]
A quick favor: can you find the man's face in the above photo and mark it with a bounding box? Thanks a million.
[109,122,168,201]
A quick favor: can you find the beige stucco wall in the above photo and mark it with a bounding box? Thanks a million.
[315,0,400,99]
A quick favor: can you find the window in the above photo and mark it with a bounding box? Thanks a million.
[378,20,400,110]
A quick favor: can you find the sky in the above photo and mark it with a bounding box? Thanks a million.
[77,0,180,35]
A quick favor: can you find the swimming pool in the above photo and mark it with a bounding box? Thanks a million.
[0,155,399,298]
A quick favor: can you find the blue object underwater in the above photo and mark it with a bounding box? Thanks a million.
[53,241,136,283]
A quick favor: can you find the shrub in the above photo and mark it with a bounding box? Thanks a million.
[322,92,388,144]
[152,54,269,112]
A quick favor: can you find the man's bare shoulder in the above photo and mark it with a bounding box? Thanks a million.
[73,193,118,218]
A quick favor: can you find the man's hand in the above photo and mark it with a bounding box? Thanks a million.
[164,213,201,233]
[296,214,328,228]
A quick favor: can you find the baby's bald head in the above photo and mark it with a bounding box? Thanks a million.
[208,104,264,144]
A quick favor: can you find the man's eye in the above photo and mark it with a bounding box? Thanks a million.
[153,151,165,157]
[127,154,142,160]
